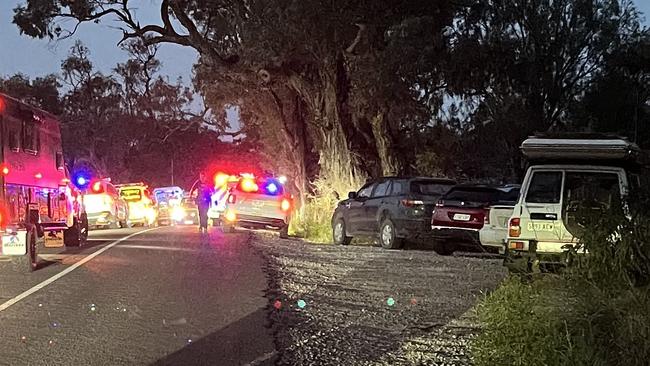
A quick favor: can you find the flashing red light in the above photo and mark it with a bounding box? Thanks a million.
[281,198,291,212]
[1,165,9,175]
[34,172,43,179]
[91,181,103,193]
[0,97,5,113]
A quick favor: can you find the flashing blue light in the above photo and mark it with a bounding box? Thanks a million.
[267,183,278,194]
[76,176,87,186]
[72,170,92,189]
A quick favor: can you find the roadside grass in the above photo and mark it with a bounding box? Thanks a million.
[472,193,650,366]
[290,155,365,243]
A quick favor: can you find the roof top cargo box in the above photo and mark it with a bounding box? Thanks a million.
[521,136,640,161]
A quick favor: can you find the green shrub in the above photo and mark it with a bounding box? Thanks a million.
[473,188,650,366]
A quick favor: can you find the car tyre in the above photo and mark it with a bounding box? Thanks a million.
[433,240,453,256]
[379,218,403,249]
[64,218,83,247]
[223,224,236,233]
[15,228,37,272]
[279,225,289,239]
[333,219,352,245]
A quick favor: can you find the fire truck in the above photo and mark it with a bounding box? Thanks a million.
[0,93,87,272]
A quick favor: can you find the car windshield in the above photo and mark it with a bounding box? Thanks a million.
[410,180,456,195]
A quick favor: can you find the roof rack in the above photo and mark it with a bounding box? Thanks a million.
[521,136,640,161]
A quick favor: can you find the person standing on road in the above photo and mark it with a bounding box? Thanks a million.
[190,172,213,234]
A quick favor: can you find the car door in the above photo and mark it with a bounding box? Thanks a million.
[363,180,392,233]
[346,182,375,234]
[520,170,565,246]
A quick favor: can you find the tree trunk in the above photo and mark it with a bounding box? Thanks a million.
[370,111,401,176]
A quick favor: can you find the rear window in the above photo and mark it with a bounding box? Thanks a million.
[410,180,455,196]
[120,188,143,201]
[495,188,520,205]
[526,172,562,203]
[443,187,499,204]
[182,198,197,208]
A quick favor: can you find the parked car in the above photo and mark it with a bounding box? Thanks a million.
[83,179,129,229]
[505,135,641,272]
[332,177,456,249]
[431,184,520,254]
[478,185,521,254]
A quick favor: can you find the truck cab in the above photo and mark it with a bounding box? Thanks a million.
[505,135,640,272]
[0,93,87,271]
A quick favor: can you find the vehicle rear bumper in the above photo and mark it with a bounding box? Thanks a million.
[394,218,432,239]
[86,212,113,226]
[432,226,481,245]
[230,214,288,228]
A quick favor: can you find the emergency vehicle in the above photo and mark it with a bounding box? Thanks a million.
[116,183,156,226]
[0,93,87,271]
[222,175,293,238]
[84,179,129,229]
[207,172,239,226]
[153,186,183,226]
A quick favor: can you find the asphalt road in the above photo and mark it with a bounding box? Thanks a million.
[0,226,275,366]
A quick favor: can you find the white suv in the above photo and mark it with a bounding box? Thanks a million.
[505,136,641,272]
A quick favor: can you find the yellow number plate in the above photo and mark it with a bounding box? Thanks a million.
[527,222,555,231]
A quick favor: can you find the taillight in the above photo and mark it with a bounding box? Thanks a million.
[228,194,236,204]
[509,217,521,237]
[281,199,291,212]
[435,200,444,207]
[401,199,424,207]
[484,208,490,225]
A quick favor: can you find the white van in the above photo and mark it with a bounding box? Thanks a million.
[505,136,641,272]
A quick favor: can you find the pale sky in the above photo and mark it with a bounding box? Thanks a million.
[1,1,649,88]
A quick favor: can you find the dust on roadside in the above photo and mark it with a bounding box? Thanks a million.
[250,234,507,365]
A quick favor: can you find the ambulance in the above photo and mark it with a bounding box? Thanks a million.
[0,93,87,271]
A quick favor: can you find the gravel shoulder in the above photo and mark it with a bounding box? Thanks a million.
[250,234,507,365]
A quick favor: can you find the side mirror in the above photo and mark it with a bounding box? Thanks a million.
[348,192,357,199]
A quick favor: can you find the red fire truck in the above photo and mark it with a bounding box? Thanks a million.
[0,93,87,272]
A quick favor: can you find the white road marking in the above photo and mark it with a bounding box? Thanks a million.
[116,244,196,252]
[244,351,277,366]
[0,227,158,313]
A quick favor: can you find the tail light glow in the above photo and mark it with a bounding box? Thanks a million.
[225,210,237,222]
[1,164,9,175]
[92,181,103,193]
[401,199,424,207]
[509,217,521,237]
[281,199,291,212]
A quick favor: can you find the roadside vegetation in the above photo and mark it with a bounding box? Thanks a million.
[472,189,650,366]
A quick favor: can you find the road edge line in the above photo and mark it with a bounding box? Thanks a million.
[0,227,159,312]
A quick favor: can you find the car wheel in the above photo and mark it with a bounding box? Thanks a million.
[14,229,37,272]
[64,219,82,247]
[333,219,352,245]
[379,218,403,249]
[433,240,453,256]
[279,225,289,239]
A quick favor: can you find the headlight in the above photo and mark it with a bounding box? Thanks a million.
[172,207,185,221]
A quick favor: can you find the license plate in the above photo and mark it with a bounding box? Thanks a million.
[184,220,194,225]
[527,222,555,231]
[453,213,471,221]
[252,200,265,207]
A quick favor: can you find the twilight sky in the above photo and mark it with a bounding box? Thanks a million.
[1,1,648,88]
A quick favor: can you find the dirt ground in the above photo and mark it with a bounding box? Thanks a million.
[251,234,507,365]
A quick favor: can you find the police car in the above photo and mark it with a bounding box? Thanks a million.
[222,176,293,238]
[116,183,157,227]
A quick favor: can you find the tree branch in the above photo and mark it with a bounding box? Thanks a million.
[345,23,367,54]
